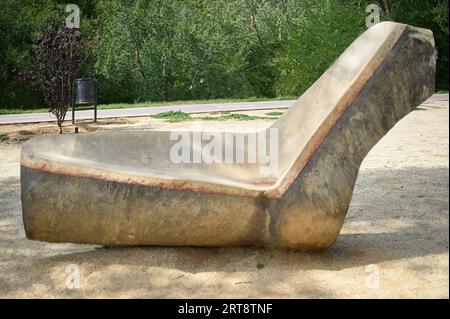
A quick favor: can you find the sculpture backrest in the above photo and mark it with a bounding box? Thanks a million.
[269,22,435,195]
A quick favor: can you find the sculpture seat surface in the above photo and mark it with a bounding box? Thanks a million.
[21,22,436,250]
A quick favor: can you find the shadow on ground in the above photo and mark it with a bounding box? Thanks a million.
[0,166,448,298]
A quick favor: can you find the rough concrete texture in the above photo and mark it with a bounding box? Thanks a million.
[20,22,436,249]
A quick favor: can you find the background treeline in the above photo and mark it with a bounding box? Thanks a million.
[0,0,448,110]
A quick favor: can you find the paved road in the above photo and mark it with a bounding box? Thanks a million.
[0,100,294,125]
[0,94,448,125]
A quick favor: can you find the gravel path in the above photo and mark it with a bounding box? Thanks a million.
[0,101,448,298]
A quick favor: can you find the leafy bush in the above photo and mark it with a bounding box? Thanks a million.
[152,110,192,122]
[274,0,365,96]
[0,0,448,112]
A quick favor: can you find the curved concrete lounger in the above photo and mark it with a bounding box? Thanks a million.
[21,22,436,250]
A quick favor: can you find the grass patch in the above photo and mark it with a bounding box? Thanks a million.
[152,110,278,122]
[221,113,262,121]
[199,116,223,121]
[200,113,266,121]
[152,110,192,122]
[256,262,265,270]
[150,111,277,122]
[0,108,48,115]
[265,111,284,117]
[0,133,9,142]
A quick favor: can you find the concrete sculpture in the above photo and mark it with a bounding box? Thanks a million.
[21,22,436,250]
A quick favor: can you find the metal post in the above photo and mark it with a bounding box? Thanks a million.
[94,81,98,123]
[72,98,75,124]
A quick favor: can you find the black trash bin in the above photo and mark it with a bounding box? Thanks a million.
[72,78,98,124]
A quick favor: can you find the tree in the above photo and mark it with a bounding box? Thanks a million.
[1,0,447,111]
[352,0,449,90]
[19,17,87,133]
[0,0,57,109]
[275,0,365,96]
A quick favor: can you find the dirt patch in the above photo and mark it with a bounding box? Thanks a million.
[0,103,448,298]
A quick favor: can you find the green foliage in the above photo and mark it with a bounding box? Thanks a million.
[0,0,56,109]
[275,0,366,96]
[93,0,255,103]
[265,112,284,117]
[0,133,9,142]
[151,110,192,122]
[19,15,90,133]
[200,113,264,121]
[0,0,97,109]
[354,0,448,90]
[221,113,262,121]
[152,110,271,122]
[256,261,265,269]
[0,0,448,111]
[388,0,448,90]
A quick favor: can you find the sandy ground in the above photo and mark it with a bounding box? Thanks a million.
[0,103,448,298]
